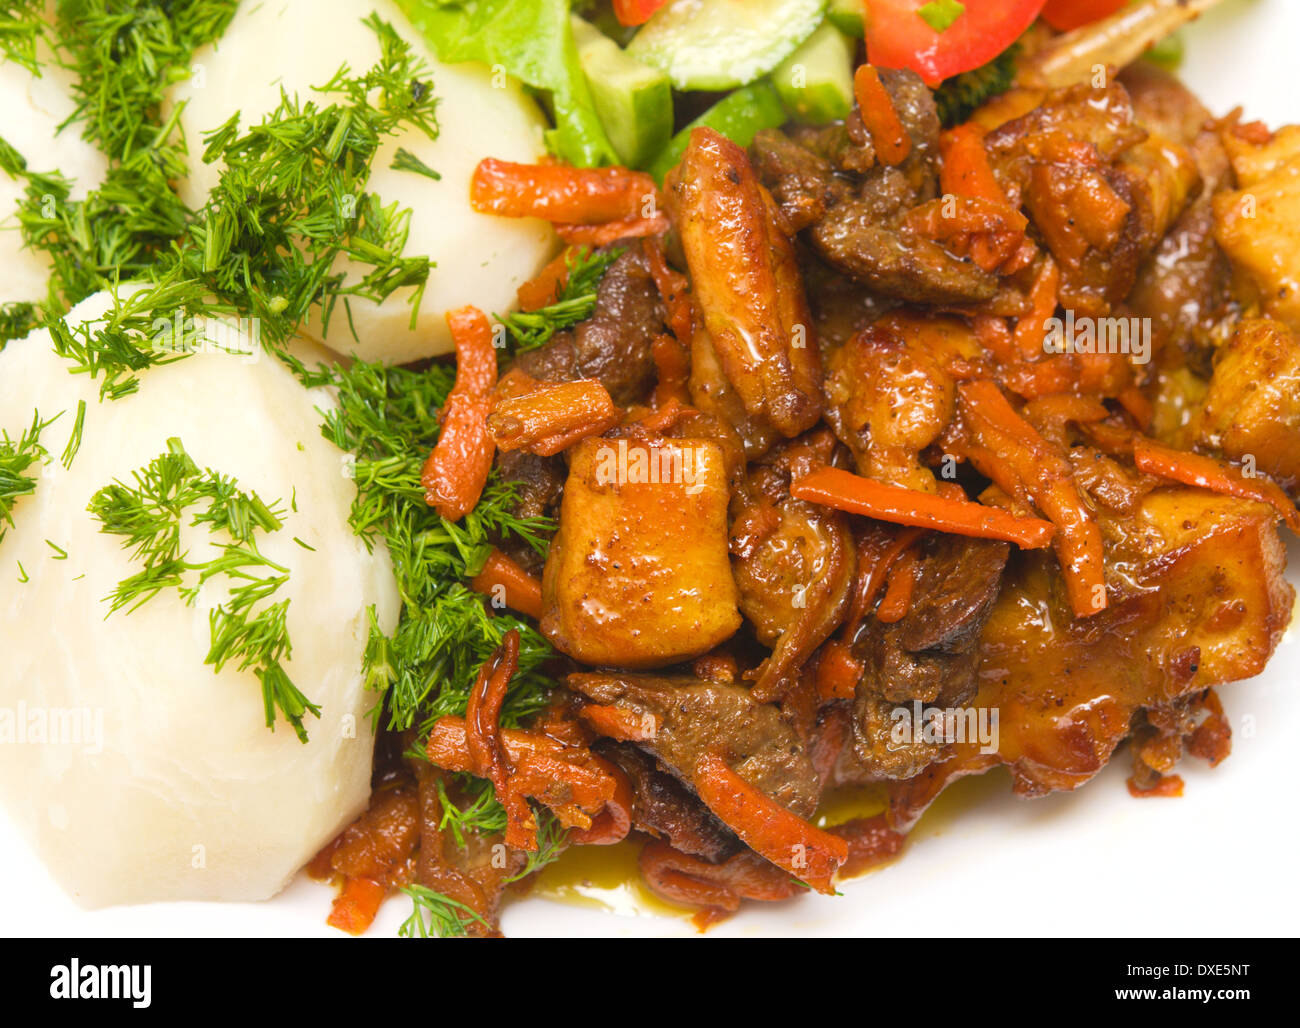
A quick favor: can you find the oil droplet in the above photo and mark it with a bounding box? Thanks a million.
[532,839,694,919]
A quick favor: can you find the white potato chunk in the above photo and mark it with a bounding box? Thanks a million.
[0,289,399,907]
[0,45,108,305]
[168,0,558,364]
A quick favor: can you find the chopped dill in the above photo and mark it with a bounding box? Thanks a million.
[88,437,318,741]
[398,884,489,939]
[500,245,623,351]
[60,399,86,469]
[0,409,55,543]
[391,146,441,180]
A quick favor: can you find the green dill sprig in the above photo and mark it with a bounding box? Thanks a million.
[0,409,56,543]
[0,302,38,346]
[500,246,623,351]
[390,146,441,180]
[88,437,317,741]
[0,1,48,75]
[320,357,555,733]
[397,884,489,939]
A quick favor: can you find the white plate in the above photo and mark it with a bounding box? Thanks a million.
[3,0,1297,938]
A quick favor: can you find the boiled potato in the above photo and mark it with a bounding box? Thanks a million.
[167,0,557,364]
[0,289,399,906]
[0,38,107,306]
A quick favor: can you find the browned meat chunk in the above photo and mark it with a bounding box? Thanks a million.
[730,431,856,700]
[568,671,821,819]
[850,534,1009,779]
[513,243,663,406]
[597,741,740,862]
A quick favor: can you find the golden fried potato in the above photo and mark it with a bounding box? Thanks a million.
[540,436,741,669]
[1214,125,1300,329]
[889,487,1293,825]
[1191,318,1300,490]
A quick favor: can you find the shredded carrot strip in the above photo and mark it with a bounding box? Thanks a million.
[903,196,1028,274]
[854,65,911,166]
[650,332,690,407]
[939,124,1006,204]
[815,640,862,701]
[555,213,670,246]
[876,547,919,623]
[958,379,1107,617]
[792,465,1055,549]
[469,548,543,620]
[421,306,498,520]
[326,877,386,936]
[516,247,575,311]
[644,235,693,343]
[487,378,621,456]
[1013,256,1060,359]
[426,713,632,847]
[1133,438,1300,531]
[580,703,660,742]
[464,630,536,850]
[471,157,659,225]
[1116,385,1153,430]
[974,315,1019,364]
[693,752,848,894]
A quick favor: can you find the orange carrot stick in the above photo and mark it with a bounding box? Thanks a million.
[792,465,1056,549]
[651,332,690,407]
[555,212,670,246]
[487,378,621,456]
[876,547,919,623]
[1133,438,1300,531]
[326,877,386,936]
[471,157,660,225]
[516,247,576,311]
[464,631,537,850]
[815,640,863,701]
[693,752,848,894]
[580,703,660,742]
[469,548,544,620]
[644,235,693,344]
[939,124,1006,204]
[421,306,498,520]
[958,379,1107,617]
[1013,256,1060,358]
[854,65,911,166]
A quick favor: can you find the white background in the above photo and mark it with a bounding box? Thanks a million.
[2,0,1297,937]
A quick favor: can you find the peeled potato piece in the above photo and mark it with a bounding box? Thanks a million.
[0,289,399,907]
[167,0,558,364]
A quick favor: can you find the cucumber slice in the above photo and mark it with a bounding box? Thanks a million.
[773,21,854,124]
[627,0,829,91]
[826,0,864,37]
[572,17,674,167]
[645,80,788,182]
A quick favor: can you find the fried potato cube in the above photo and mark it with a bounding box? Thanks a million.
[1192,318,1300,490]
[1214,125,1300,329]
[541,436,741,668]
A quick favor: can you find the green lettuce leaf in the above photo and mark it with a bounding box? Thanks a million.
[395,0,618,167]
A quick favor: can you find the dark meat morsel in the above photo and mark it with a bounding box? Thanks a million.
[511,242,664,407]
[750,70,998,306]
[851,534,1010,778]
[568,671,822,819]
[596,741,741,863]
[729,431,857,700]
